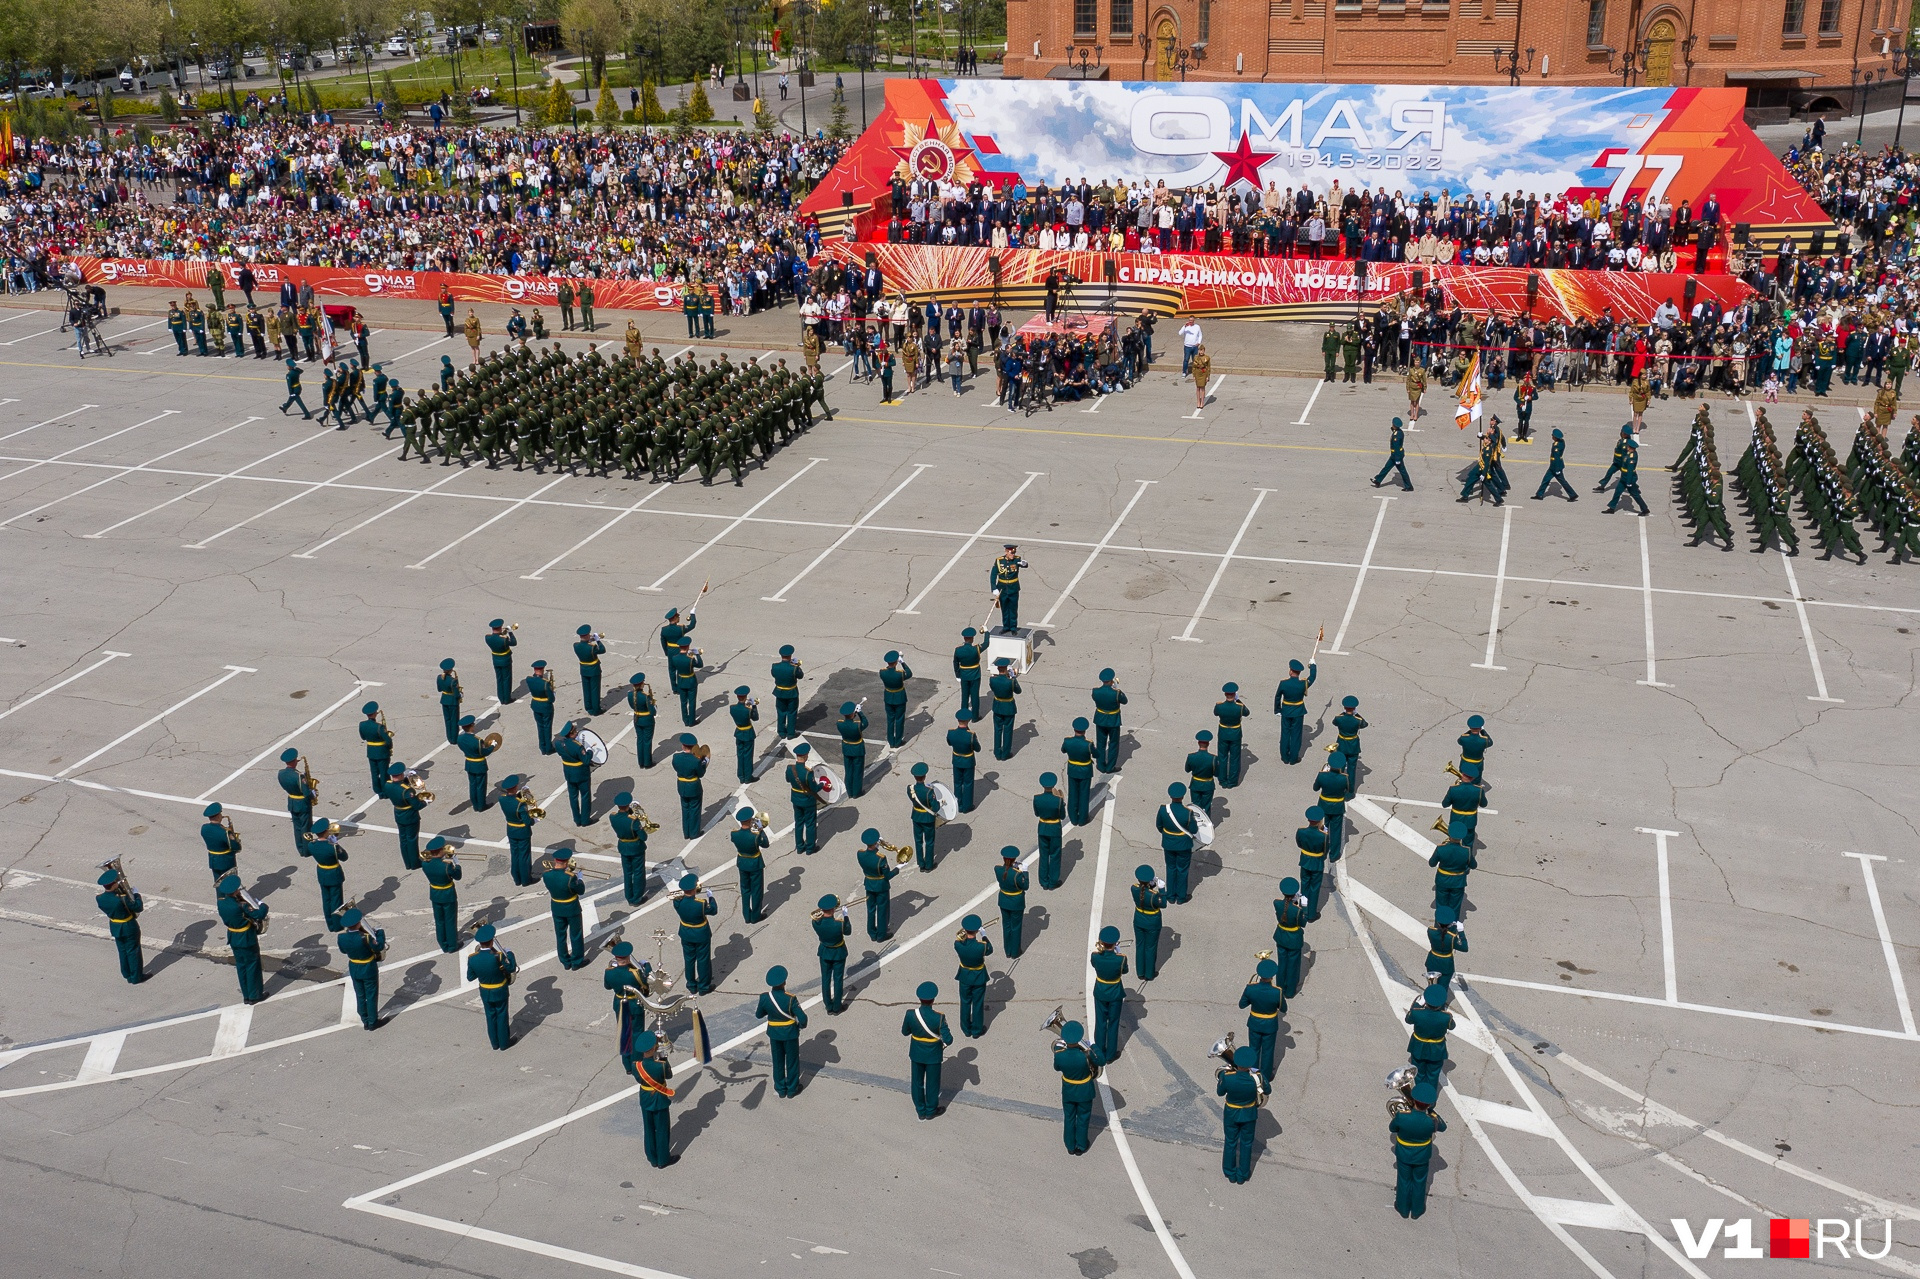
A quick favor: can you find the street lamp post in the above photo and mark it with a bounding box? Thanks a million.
[502,15,522,126]
[1893,48,1911,147]
[1064,44,1103,79]
[358,28,376,113]
[1603,40,1649,86]
[852,41,876,127]
[726,5,753,99]
[1856,68,1881,143]
[795,0,812,137]
[1493,44,1534,85]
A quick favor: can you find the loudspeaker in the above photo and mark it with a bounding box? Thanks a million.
[1733,222,1751,247]
[1683,276,1697,307]
[1103,258,1117,284]
[988,254,1002,280]
[1810,229,1825,257]
[1412,269,1425,292]
[1525,272,1539,306]
[1354,257,1367,284]
[841,191,854,209]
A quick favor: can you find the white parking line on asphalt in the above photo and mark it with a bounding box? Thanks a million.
[1292,380,1323,425]
[0,410,177,487]
[1778,551,1843,702]
[895,471,1043,614]
[408,476,568,569]
[1172,487,1273,642]
[195,680,383,802]
[186,450,393,549]
[1843,852,1917,1037]
[1325,494,1394,655]
[83,418,298,539]
[1472,504,1513,671]
[292,468,468,559]
[1034,480,1157,629]
[638,458,826,592]
[0,418,255,529]
[0,651,132,722]
[386,335,450,365]
[522,484,673,580]
[1635,827,1683,1003]
[0,326,60,346]
[0,404,96,444]
[762,464,933,602]
[56,666,255,778]
[1634,519,1672,688]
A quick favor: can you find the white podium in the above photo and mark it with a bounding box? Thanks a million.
[984,629,1035,675]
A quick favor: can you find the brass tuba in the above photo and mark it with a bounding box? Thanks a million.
[1385,1065,1418,1116]
[1040,1005,1069,1051]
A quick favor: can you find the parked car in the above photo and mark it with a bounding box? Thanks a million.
[384,36,412,55]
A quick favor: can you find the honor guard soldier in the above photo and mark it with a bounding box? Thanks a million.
[660,606,695,657]
[946,710,981,812]
[382,762,426,870]
[729,686,760,783]
[1406,982,1455,1089]
[358,701,392,789]
[1218,1045,1267,1184]
[468,924,518,1049]
[1332,694,1367,791]
[1090,927,1129,1059]
[1272,876,1308,996]
[557,722,594,825]
[1373,416,1414,490]
[787,742,823,853]
[1426,908,1466,987]
[96,865,145,984]
[436,657,462,743]
[301,817,349,931]
[672,735,707,838]
[878,651,913,747]
[338,908,387,1030]
[1156,783,1199,903]
[995,845,1029,957]
[1456,714,1492,783]
[1313,747,1353,861]
[732,808,770,922]
[770,645,805,739]
[857,828,898,939]
[1185,731,1219,816]
[1430,837,1475,918]
[1240,959,1285,1079]
[498,774,538,886]
[627,670,657,766]
[456,715,496,813]
[989,543,1027,632]
[1054,1021,1103,1155]
[421,835,462,952]
[1392,1080,1446,1218]
[612,793,652,906]
[1213,683,1248,786]
[543,848,588,970]
[486,620,518,702]
[526,660,557,754]
[1296,807,1329,922]
[1273,657,1317,765]
[908,763,940,870]
[668,644,702,726]
[1061,718,1095,824]
[630,1029,676,1167]
[1034,773,1066,888]
[1090,669,1126,772]
[573,625,607,714]
[757,967,809,1097]
[1533,428,1577,500]
[1595,423,1633,490]
[1131,865,1166,981]
[952,627,984,719]
[954,914,994,1036]
[217,874,268,1004]
[201,802,240,880]
[813,893,852,1013]
[837,701,870,796]
[1604,431,1651,512]
[673,873,718,994]
[903,981,953,1120]
[277,747,316,856]
[988,658,1022,760]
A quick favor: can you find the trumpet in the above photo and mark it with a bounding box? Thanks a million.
[687,645,704,664]
[878,838,913,864]
[1385,1065,1418,1116]
[1253,949,1274,962]
[508,622,520,632]
[586,631,606,646]
[1443,760,1471,784]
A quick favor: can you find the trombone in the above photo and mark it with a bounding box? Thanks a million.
[423,842,489,864]
[537,854,614,880]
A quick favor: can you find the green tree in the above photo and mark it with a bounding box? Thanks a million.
[593,70,618,127]
[159,86,181,121]
[636,75,663,123]
[561,0,621,86]
[380,67,401,104]
[686,77,712,123]
[543,74,573,125]
[827,89,848,139]
[753,99,774,133]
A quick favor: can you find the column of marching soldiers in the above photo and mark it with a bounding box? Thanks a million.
[88,554,1490,1215]
[277,337,834,484]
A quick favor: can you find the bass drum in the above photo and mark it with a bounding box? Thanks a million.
[1187,803,1215,846]
[577,727,610,767]
[930,780,960,823]
[812,763,844,806]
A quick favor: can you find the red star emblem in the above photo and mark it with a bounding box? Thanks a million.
[1211,133,1276,189]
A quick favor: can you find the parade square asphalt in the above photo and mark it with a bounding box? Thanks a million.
[0,304,1915,1279]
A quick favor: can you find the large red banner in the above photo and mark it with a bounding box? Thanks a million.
[817,243,1753,324]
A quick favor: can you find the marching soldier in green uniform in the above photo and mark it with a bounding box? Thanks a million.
[543,848,588,970]
[1321,322,1340,381]
[671,734,707,838]
[468,924,518,1049]
[577,279,595,332]
[201,802,240,880]
[612,792,652,906]
[627,670,657,766]
[673,873,718,993]
[995,845,1029,957]
[276,747,315,856]
[813,892,852,1013]
[909,762,940,870]
[1392,1080,1446,1217]
[573,625,607,714]
[1185,730,1218,816]
[1034,772,1066,889]
[558,278,575,330]
[1053,1021,1103,1155]
[1426,907,1467,987]
[338,907,387,1030]
[527,660,556,754]
[1273,657,1315,765]
[1213,683,1248,787]
[1595,423,1633,491]
[770,644,804,739]
[420,836,463,952]
[557,722,594,825]
[668,644,703,726]
[630,1029,675,1166]
[1240,958,1285,1079]
[903,981,953,1119]
[1332,693,1367,792]
[300,817,350,931]
[1090,669,1126,772]
[497,773,538,886]
[660,605,695,657]
[954,914,994,1036]
[1132,864,1166,981]
[1533,427,1576,500]
[1313,745,1353,861]
[756,967,809,1098]
[787,742,823,854]
[947,710,981,812]
[729,685,760,783]
[486,620,517,702]
[456,715,495,813]
[1439,770,1483,844]
[1090,926,1129,1059]
[836,701,870,796]
[380,762,426,870]
[1373,416,1413,490]
[878,650,914,747]
[1296,806,1329,922]
[1455,713,1492,783]
[988,658,1022,760]
[217,874,268,1003]
[188,300,208,355]
[358,701,392,790]
[1604,434,1650,515]
[1218,1045,1267,1183]
[732,807,770,922]
[1340,323,1361,382]
[857,827,898,939]
[1062,717,1095,823]
[1272,875,1308,996]
[280,357,310,418]
[95,865,145,983]
[952,626,984,719]
[436,657,462,744]
[1157,782,1199,903]
[1406,981,1455,1089]
[1430,835,1475,918]
[989,543,1026,632]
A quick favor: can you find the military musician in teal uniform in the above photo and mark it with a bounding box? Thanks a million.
[1156,783,1198,903]
[1034,772,1066,888]
[1217,1045,1267,1184]
[1132,865,1166,981]
[732,807,769,922]
[1185,730,1218,816]
[988,657,1021,760]
[1430,836,1474,918]
[1091,926,1129,1059]
[673,873,718,993]
[201,802,239,880]
[668,644,702,726]
[1373,415,1413,490]
[903,981,953,1119]
[952,626,983,719]
[612,792,652,906]
[300,816,349,931]
[543,847,588,970]
[573,624,607,714]
[456,714,495,813]
[467,923,517,1049]
[671,734,708,837]
[1240,958,1285,1079]
[994,845,1029,957]
[757,966,809,1097]
[357,700,392,789]
[787,741,823,853]
[813,892,852,1013]
[217,873,268,1003]
[1426,907,1466,988]
[1272,657,1316,765]
[857,827,898,940]
[1062,718,1095,824]
[436,657,462,743]
[729,685,759,783]
[1213,682,1248,787]
[908,762,940,870]
[1534,426,1575,501]
[1090,669,1126,772]
[1392,1080,1446,1217]
[989,543,1027,632]
[837,701,870,796]
[627,669,657,766]
[420,835,463,952]
[95,864,145,983]
[1407,981,1455,1090]
[1440,772,1483,844]
[1053,1020,1103,1155]
[338,907,386,1030]
[947,710,980,813]
[527,660,557,754]
[660,605,694,657]
[630,1029,675,1167]
[1312,746,1352,861]
[771,644,805,739]
[1272,875,1308,996]
[878,650,913,747]
[954,914,994,1036]
[1296,806,1329,922]
[556,721,593,825]
[276,747,315,856]
[1332,694,1367,791]
[498,773,538,886]
[1455,714,1492,783]
[380,762,425,870]
[486,619,517,702]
